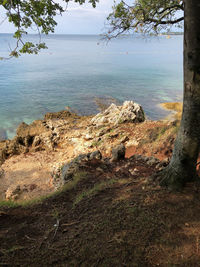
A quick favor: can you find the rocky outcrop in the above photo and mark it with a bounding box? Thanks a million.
[51,150,102,189]
[0,110,79,166]
[0,102,145,168]
[51,144,165,191]
[91,101,145,127]
[16,120,58,151]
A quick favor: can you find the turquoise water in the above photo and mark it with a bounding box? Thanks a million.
[0,34,183,139]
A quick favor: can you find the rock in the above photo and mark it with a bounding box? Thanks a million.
[91,101,145,127]
[111,144,126,161]
[96,127,110,137]
[5,184,34,200]
[14,119,60,151]
[15,121,51,151]
[84,134,94,140]
[126,139,139,146]
[129,168,138,175]
[146,156,160,166]
[52,150,102,189]
[44,110,78,120]
[60,155,87,185]
[5,185,22,200]
[0,108,82,165]
[6,137,28,155]
[118,101,145,123]
[17,121,47,138]
[32,136,41,147]
[89,150,102,160]
[130,154,160,166]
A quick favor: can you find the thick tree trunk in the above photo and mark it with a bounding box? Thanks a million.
[160,0,200,189]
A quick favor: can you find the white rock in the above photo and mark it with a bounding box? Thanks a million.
[91,101,145,126]
[126,139,139,146]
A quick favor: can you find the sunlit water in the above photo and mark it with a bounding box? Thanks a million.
[0,34,183,139]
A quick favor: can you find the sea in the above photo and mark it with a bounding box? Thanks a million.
[0,34,183,139]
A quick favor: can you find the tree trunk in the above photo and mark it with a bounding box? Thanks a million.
[160,0,200,189]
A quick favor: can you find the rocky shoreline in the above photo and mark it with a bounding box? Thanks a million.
[0,101,145,166]
[0,101,176,201]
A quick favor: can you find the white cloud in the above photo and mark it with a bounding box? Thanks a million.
[55,0,114,34]
[0,0,114,34]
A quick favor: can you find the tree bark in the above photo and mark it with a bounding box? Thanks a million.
[160,0,200,189]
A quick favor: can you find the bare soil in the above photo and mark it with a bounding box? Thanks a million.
[1,157,200,266]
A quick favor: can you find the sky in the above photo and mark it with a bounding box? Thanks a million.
[0,0,115,34]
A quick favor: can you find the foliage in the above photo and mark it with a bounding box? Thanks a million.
[0,0,99,58]
[105,0,184,39]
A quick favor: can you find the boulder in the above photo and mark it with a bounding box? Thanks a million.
[52,150,102,189]
[91,101,145,127]
[111,144,126,161]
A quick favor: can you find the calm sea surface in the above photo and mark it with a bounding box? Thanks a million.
[0,34,183,139]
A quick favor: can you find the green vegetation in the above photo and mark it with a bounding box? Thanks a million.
[106,0,183,39]
[0,200,20,208]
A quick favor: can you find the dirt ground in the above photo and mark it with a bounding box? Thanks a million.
[1,157,200,266]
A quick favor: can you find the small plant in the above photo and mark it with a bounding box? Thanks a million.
[0,200,20,208]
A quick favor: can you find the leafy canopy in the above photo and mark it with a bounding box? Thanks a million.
[0,0,99,58]
[105,0,184,39]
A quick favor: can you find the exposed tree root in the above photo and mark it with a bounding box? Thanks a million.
[152,165,199,191]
